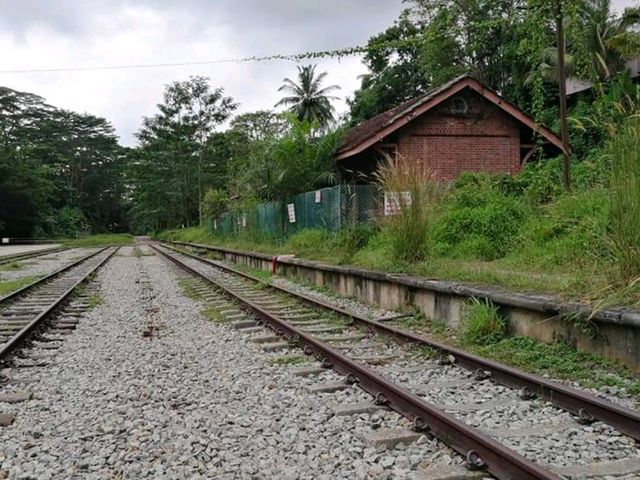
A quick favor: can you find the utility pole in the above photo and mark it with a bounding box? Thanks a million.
[556,0,571,191]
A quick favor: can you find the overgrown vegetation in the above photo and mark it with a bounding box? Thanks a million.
[86,293,103,310]
[0,276,39,296]
[153,0,640,310]
[203,306,227,324]
[399,311,640,395]
[0,261,24,271]
[61,234,134,247]
[474,337,640,394]
[607,116,640,283]
[176,278,203,301]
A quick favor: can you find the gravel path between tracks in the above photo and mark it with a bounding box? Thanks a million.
[0,245,465,480]
[0,248,97,282]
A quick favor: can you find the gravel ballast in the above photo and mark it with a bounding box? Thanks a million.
[0,248,97,282]
[0,245,463,479]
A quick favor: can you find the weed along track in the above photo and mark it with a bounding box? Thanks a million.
[153,242,640,480]
[0,247,117,426]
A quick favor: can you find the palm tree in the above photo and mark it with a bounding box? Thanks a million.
[528,1,640,85]
[275,65,341,127]
[578,0,640,80]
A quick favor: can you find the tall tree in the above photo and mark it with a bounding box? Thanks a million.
[229,110,289,142]
[129,76,237,232]
[275,65,340,127]
[349,1,534,124]
[0,86,127,236]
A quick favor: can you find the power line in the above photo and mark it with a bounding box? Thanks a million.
[0,45,369,75]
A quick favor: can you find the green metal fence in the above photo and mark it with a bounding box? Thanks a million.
[205,185,381,239]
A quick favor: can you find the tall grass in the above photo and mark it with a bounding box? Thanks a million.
[61,233,134,247]
[375,156,441,263]
[461,298,507,346]
[608,117,640,281]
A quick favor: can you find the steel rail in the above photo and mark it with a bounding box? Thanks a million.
[0,246,67,266]
[163,241,640,441]
[0,248,108,305]
[153,243,562,480]
[0,247,117,360]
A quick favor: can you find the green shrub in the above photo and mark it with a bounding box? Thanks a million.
[515,159,565,204]
[432,173,528,260]
[461,298,507,346]
[52,206,89,237]
[202,188,229,220]
[508,189,609,269]
[286,229,332,258]
[334,224,377,262]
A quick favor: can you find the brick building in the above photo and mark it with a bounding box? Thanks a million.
[336,74,566,182]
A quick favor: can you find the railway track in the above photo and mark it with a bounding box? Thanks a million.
[0,246,68,266]
[0,247,117,362]
[154,242,640,480]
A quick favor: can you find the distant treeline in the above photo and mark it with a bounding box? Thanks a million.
[0,87,128,237]
[1,0,639,237]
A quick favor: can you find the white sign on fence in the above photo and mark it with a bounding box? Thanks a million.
[242,213,247,228]
[384,191,412,216]
[213,219,217,230]
[314,190,322,203]
[1,238,8,244]
[287,203,296,223]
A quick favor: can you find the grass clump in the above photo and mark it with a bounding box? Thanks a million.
[86,293,103,309]
[177,278,202,301]
[0,261,24,271]
[461,298,507,346]
[234,264,272,282]
[203,306,227,324]
[0,276,40,296]
[375,156,441,263]
[62,233,134,247]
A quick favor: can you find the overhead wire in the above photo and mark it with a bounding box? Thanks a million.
[0,46,370,75]
[0,36,423,75]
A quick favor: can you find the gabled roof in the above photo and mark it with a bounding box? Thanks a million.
[336,74,567,160]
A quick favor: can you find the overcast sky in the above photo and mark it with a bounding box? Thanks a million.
[0,0,637,146]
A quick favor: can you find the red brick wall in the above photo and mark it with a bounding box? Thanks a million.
[395,90,521,181]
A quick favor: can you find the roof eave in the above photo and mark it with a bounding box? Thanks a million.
[335,76,568,161]
[336,78,472,161]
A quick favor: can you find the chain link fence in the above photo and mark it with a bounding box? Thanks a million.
[204,185,381,240]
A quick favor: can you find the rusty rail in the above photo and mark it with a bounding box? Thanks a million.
[154,243,565,480]
[0,246,67,266]
[163,242,640,442]
[0,247,117,360]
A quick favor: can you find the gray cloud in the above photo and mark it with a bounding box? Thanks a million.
[0,0,635,146]
[0,1,403,145]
